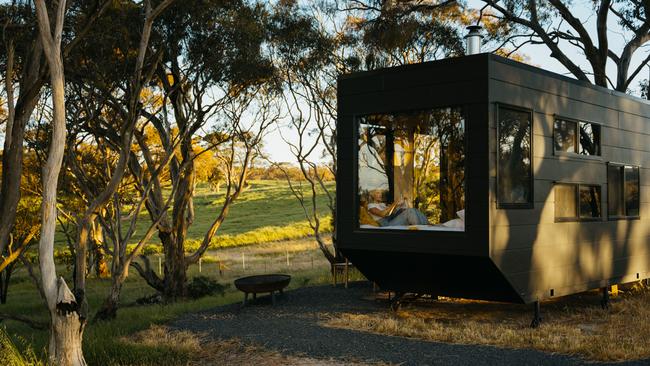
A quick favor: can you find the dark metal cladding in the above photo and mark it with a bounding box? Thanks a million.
[337,53,650,304]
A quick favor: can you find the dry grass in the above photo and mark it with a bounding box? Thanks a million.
[124,325,389,366]
[323,284,650,362]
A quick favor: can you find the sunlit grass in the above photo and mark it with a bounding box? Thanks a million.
[323,284,650,362]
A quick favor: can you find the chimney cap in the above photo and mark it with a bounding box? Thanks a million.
[465,25,483,38]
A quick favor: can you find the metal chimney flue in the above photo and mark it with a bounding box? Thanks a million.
[465,25,483,55]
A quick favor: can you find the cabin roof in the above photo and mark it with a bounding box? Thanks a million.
[338,53,650,107]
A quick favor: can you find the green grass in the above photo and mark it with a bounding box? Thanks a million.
[2,238,347,365]
[54,180,334,249]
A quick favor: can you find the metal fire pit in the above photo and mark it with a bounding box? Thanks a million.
[234,274,291,306]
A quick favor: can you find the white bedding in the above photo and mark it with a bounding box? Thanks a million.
[359,224,463,232]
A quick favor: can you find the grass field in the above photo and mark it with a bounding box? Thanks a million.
[3,179,338,365]
[54,179,334,250]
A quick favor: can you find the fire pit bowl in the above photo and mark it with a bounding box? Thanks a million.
[234,274,291,306]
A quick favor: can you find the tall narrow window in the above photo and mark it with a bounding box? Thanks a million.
[498,105,532,207]
[579,185,602,219]
[554,120,576,153]
[625,166,640,217]
[608,164,640,219]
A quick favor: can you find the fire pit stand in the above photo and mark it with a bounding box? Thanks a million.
[234,274,291,306]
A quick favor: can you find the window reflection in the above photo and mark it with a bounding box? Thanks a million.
[553,118,601,156]
[579,122,601,156]
[358,108,465,231]
[554,120,576,153]
[624,166,640,217]
[607,165,624,217]
[498,106,532,206]
[608,164,640,218]
[579,185,601,219]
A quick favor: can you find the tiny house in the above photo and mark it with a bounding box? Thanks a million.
[336,53,650,310]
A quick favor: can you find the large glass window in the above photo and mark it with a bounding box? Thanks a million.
[497,105,532,207]
[608,164,640,219]
[554,118,601,156]
[358,107,465,231]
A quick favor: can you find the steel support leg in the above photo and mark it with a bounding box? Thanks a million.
[390,292,404,312]
[530,301,542,328]
[601,287,610,310]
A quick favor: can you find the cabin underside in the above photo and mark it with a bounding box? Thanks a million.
[342,249,524,303]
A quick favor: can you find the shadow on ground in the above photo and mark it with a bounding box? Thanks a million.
[172,282,649,366]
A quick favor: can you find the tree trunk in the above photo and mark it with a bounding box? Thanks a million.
[0,40,43,260]
[35,0,87,364]
[49,278,86,366]
[163,232,187,299]
[0,267,11,304]
[95,280,122,320]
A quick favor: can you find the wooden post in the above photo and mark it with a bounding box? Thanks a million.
[198,257,202,273]
[344,258,349,288]
[158,256,162,276]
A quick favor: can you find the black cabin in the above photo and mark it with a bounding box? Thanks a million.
[336,53,650,305]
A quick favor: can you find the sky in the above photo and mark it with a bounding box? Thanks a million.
[263,0,650,163]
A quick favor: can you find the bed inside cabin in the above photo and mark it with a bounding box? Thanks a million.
[357,107,466,232]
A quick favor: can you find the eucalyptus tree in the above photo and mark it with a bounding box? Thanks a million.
[0,1,111,282]
[118,0,278,300]
[33,0,88,363]
[340,0,466,68]
[61,0,174,317]
[477,0,650,92]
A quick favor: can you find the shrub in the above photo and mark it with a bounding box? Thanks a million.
[186,276,228,299]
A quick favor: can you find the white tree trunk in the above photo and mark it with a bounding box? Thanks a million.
[49,278,86,366]
[34,0,87,365]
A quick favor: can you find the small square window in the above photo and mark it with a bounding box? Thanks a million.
[554,118,601,157]
[555,183,601,222]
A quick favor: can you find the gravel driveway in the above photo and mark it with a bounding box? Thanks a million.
[173,283,649,366]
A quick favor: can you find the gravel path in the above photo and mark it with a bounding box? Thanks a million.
[173,283,649,366]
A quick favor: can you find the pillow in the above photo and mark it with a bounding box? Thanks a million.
[442,218,464,228]
[456,209,465,221]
